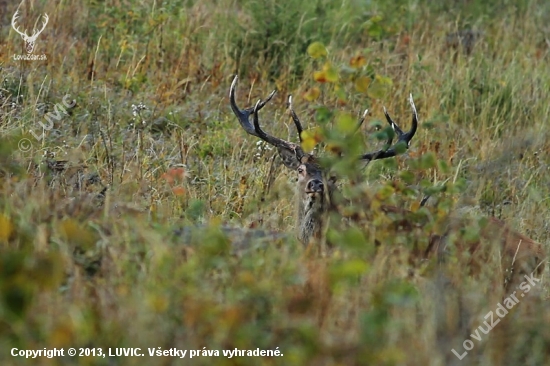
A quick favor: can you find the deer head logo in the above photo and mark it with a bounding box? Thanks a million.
[11,10,49,54]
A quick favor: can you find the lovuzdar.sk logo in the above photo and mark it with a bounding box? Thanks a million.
[11,6,49,61]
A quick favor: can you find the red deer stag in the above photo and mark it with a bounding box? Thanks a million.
[229,75,546,289]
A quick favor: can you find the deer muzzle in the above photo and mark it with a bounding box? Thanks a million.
[305,179,324,197]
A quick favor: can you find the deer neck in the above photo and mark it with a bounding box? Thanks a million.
[296,190,328,244]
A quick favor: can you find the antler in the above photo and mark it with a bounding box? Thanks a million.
[288,94,369,144]
[230,76,417,167]
[30,14,49,39]
[360,93,418,161]
[11,10,28,38]
[287,95,304,142]
[229,76,306,165]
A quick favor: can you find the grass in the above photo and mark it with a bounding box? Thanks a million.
[1,0,550,364]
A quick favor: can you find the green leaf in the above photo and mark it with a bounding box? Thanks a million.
[307,42,328,59]
[187,199,205,220]
[376,184,395,201]
[323,63,339,83]
[399,170,415,184]
[419,152,437,169]
[383,281,420,306]
[330,259,370,283]
[334,86,347,102]
[423,184,446,196]
[335,112,357,134]
[367,75,393,99]
[462,224,480,243]
[315,106,333,124]
[368,119,383,129]
[393,140,408,154]
[373,126,395,142]
[367,22,383,38]
[437,159,450,174]
[453,177,468,192]
[365,15,385,40]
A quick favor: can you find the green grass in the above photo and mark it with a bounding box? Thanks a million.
[1,0,550,365]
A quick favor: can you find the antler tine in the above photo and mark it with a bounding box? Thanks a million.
[230,75,304,159]
[252,100,304,155]
[383,106,404,137]
[406,93,419,145]
[378,107,396,147]
[229,75,276,137]
[358,109,368,129]
[353,108,369,135]
[252,100,269,140]
[356,108,394,149]
[287,95,303,142]
[360,94,418,161]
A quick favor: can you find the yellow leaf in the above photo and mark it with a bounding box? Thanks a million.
[58,219,97,249]
[301,129,322,153]
[307,42,328,58]
[376,184,396,201]
[324,142,342,155]
[0,214,14,242]
[376,74,393,86]
[371,14,383,22]
[303,87,321,101]
[350,55,367,68]
[313,70,328,83]
[354,76,371,93]
[301,136,317,153]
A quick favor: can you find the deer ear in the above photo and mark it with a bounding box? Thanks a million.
[300,155,316,164]
[277,147,301,170]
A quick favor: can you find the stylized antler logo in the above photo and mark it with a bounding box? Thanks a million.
[11,10,49,54]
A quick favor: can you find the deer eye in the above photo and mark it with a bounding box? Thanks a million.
[297,167,304,174]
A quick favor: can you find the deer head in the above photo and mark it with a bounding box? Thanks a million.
[11,10,49,54]
[229,76,418,244]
